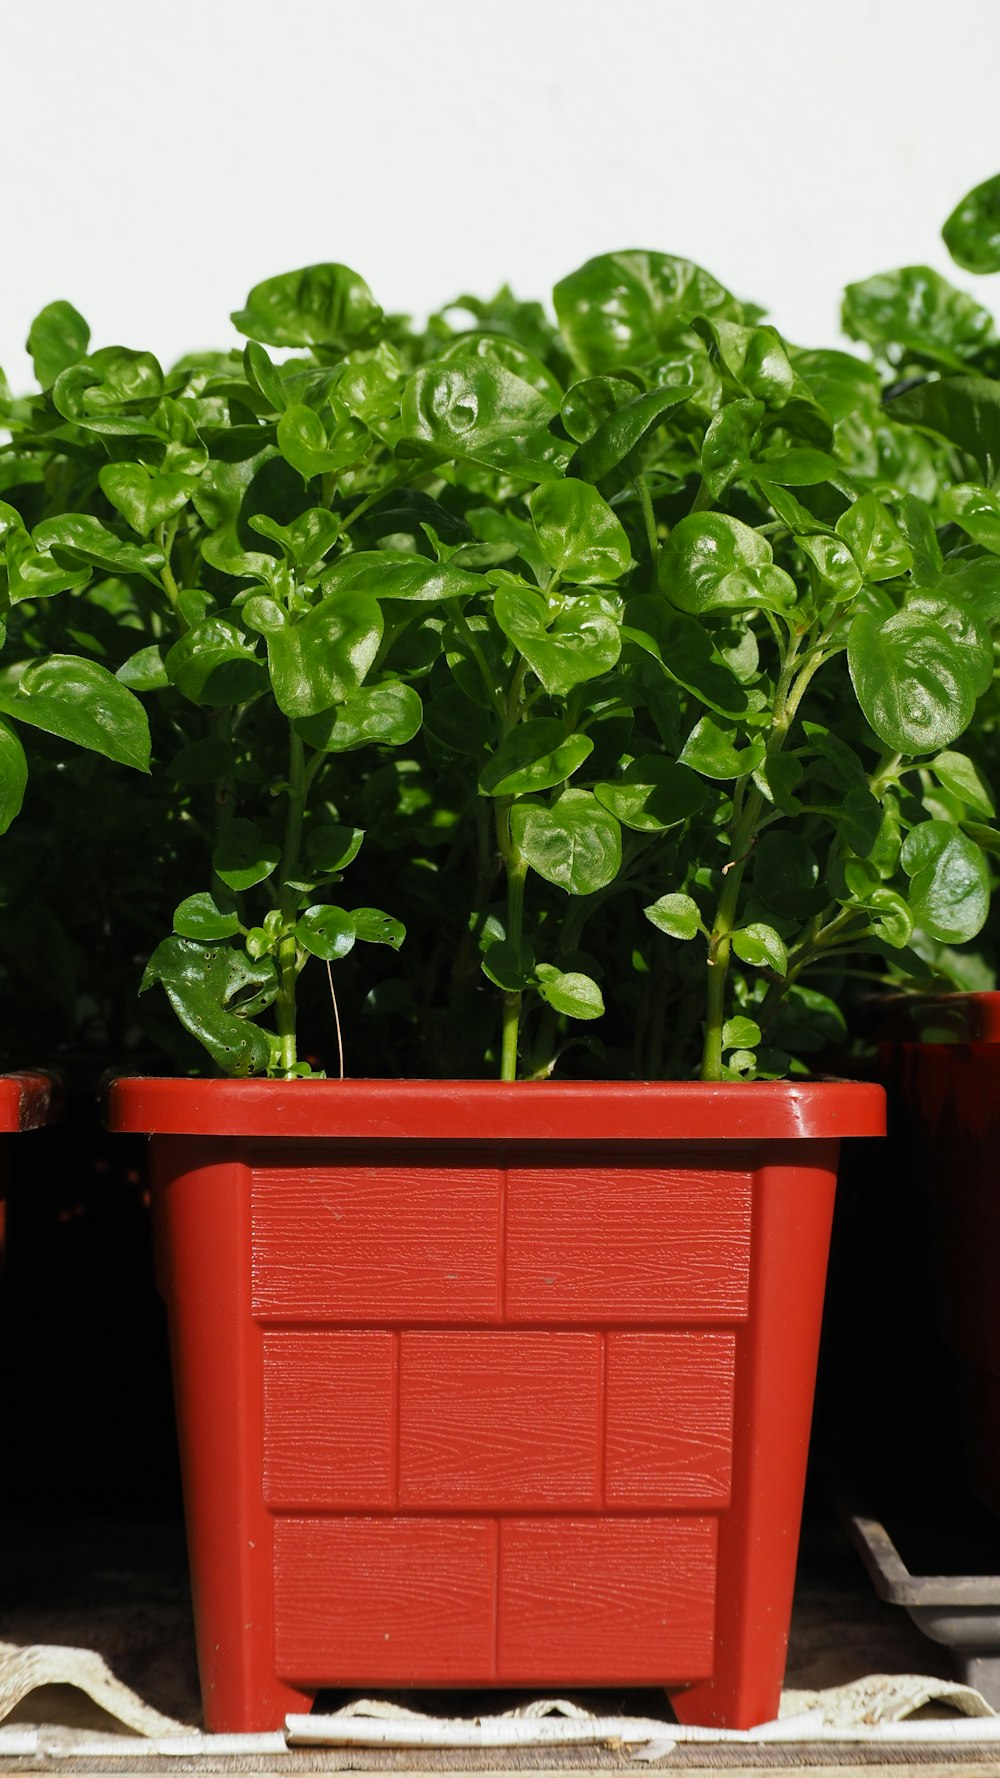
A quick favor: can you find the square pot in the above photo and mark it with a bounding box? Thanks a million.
[107,1076,884,1732]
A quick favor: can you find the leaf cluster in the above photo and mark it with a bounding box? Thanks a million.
[3,209,1000,1081]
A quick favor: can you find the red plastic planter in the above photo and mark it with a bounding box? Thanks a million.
[881,993,1000,1515]
[107,1076,884,1733]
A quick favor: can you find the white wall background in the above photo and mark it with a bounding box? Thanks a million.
[3,0,1000,389]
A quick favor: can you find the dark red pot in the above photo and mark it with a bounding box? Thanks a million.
[0,1072,57,1266]
[107,1076,884,1733]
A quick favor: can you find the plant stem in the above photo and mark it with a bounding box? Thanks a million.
[499,849,527,1082]
[698,630,814,1081]
[701,787,763,1080]
[274,728,308,1079]
[636,476,659,565]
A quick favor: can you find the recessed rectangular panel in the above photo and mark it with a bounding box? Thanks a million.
[263,1331,394,1510]
[251,1163,501,1321]
[605,1332,736,1507]
[497,1517,717,1683]
[399,1332,600,1508]
[505,1164,752,1321]
[274,1517,495,1684]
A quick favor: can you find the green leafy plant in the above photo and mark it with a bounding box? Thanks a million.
[4,216,1000,1081]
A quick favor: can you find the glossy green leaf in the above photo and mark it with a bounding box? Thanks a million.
[232,263,384,351]
[479,720,593,796]
[561,375,639,443]
[695,318,795,410]
[901,821,990,942]
[886,376,1000,483]
[593,757,707,831]
[140,937,277,1076]
[939,483,1000,554]
[296,905,357,962]
[0,717,28,834]
[213,820,281,891]
[842,266,995,368]
[731,922,788,974]
[931,750,995,818]
[905,592,993,695]
[847,607,978,754]
[27,300,90,388]
[643,892,703,939]
[115,644,169,692]
[173,893,240,942]
[799,533,863,599]
[438,331,562,403]
[401,358,567,482]
[165,617,266,706]
[249,508,341,570]
[896,494,944,588]
[701,399,764,497]
[835,495,912,582]
[723,1016,761,1049]
[943,172,1000,274]
[0,657,150,770]
[528,481,631,583]
[679,713,767,780]
[4,528,91,602]
[553,251,741,373]
[533,963,604,1020]
[98,461,199,537]
[276,401,370,481]
[306,824,365,874]
[52,348,165,436]
[260,592,383,719]
[511,790,622,893]
[568,385,692,481]
[492,582,621,694]
[659,513,796,615]
[243,341,288,412]
[32,513,166,586]
[320,549,484,603]
[352,907,405,948]
[296,680,422,751]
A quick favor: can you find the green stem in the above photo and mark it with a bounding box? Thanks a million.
[688,478,714,515]
[274,729,308,1079]
[338,469,410,534]
[701,787,763,1080]
[499,849,527,1082]
[636,476,659,567]
[156,519,184,625]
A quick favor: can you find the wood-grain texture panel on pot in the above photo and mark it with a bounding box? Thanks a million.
[504,1164,752,1320]
[263,1332,394,1510]
[604,1331,736,1506]
[496,1517,718,1682]
[397,1331,601,1508]
[251,1163,502,1320]
[273,1517,496,1683]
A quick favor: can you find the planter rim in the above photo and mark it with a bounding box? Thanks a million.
[105,1074,885,1142]
[880,990,1000,1046]
[0,1070,56,1132]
